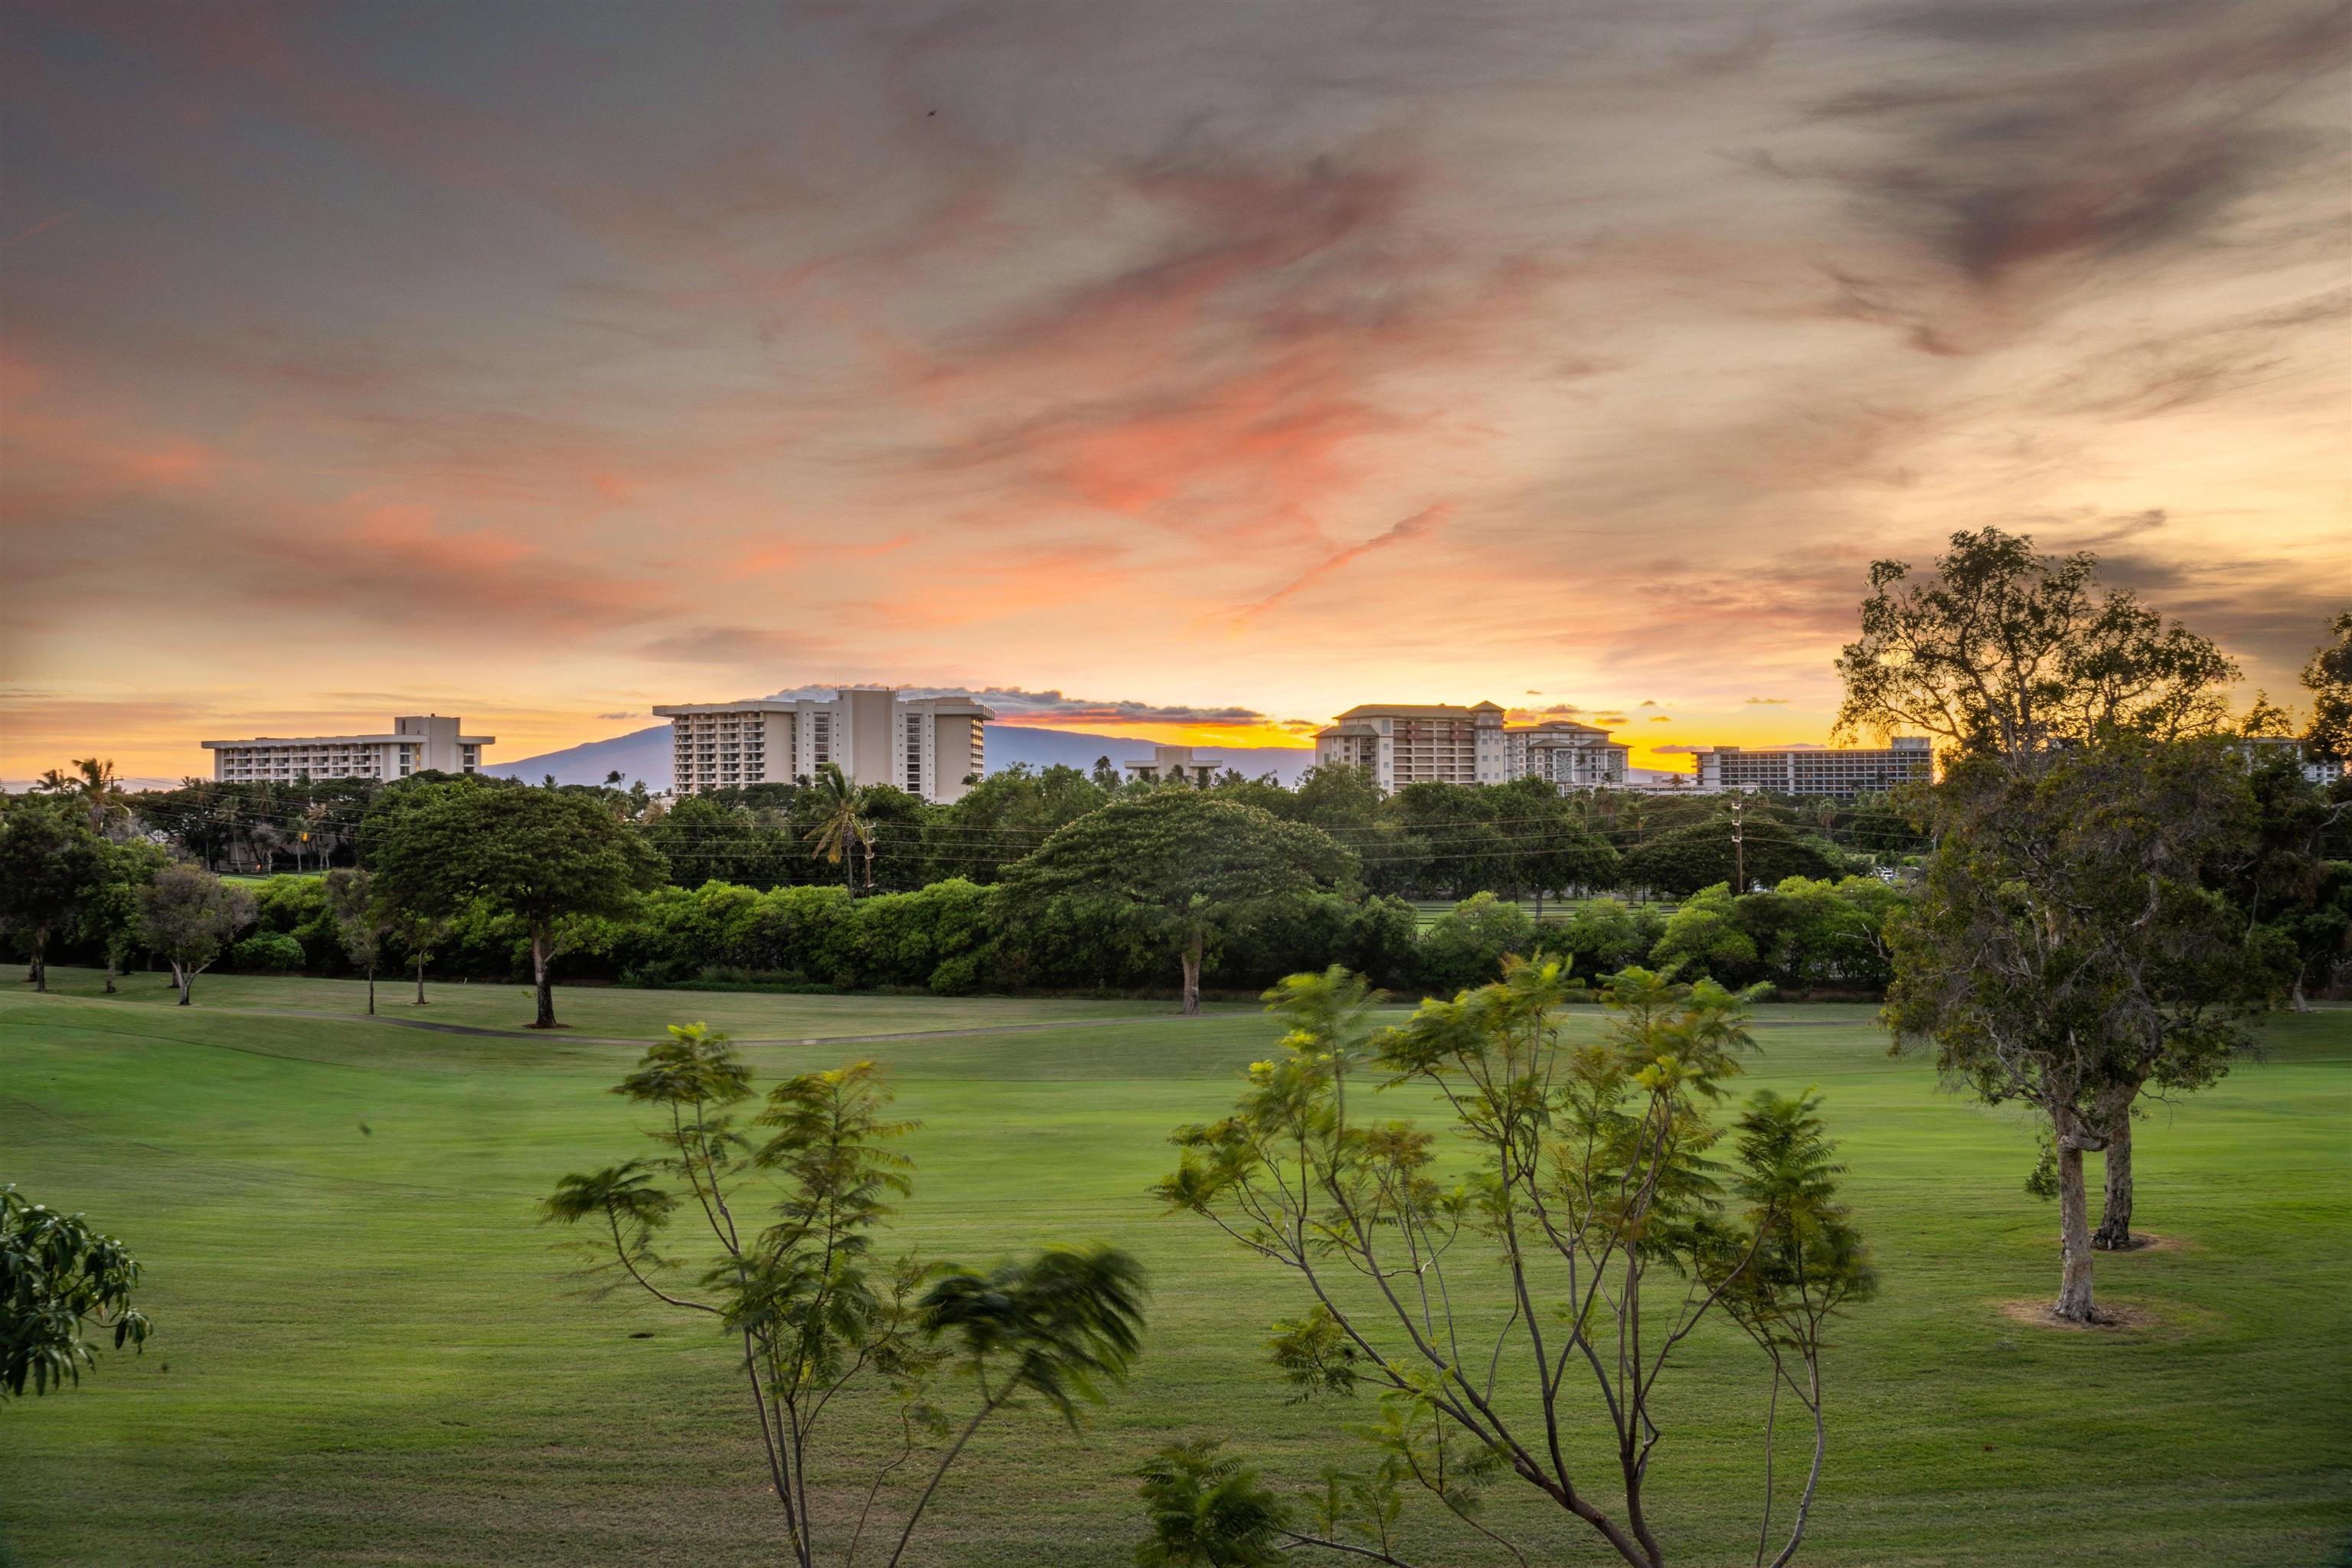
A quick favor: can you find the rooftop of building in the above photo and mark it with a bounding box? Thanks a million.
[655,691,995,719]
[1328,701,1507,720]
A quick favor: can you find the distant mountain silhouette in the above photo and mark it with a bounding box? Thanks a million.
[485,724,1318,789]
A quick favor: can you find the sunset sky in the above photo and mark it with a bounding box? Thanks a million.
[4,1,2347,782]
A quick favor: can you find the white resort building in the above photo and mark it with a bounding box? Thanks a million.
[202,714,493,783]
[1691,739,1933,797]
[1314,703,1630,793]
[653,688,992,802]
[1123,744,1221,786]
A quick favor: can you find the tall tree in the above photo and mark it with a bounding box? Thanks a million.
[77,839,169,995]
[1885,740,2280,1315]
[325,868,395,1015]
[2,1185,150,1397]
[1840,530,2265,1260]
[802,761,874,895]
[998,792,1356,1014]
[0,798,104,991]
[136,863,255,1006]
[1155,963,1873,1566]
[2302,609,2352,764]
[545,1027,1145,1566]
[371,782,665,1027]
[1835,527,2238,758]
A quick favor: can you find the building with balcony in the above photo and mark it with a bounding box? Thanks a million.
[1314,703,1635,793]
[1504,719,1631,789]
[1691,738,1932,797]
[653,688,992,802]
[202,714,492,784]
[1315,703,1508,791]
[1123,744,1220,786]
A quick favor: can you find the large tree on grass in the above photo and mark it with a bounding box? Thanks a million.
[325,868,396,1015]
[1152,963,1873,1567]
[136,863,254,1006]
[544,1027,1145,1567]
[1834,527,2237,758]
[371,781,665,1027]
[1838,529,2275,1263]
[77,838,169,995]
[998,792,1357,1014]
[1886,739,2282,1315]
[0,798,104,991]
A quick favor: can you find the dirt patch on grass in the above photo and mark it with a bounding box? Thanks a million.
[1996,1298,2164,1331]
[2097,1231,2184,1253]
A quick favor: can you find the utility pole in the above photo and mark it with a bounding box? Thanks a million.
[1730,796,1746,893]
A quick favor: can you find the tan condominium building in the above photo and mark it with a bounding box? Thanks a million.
[1505,719,1632,789]
[653,688,993,802]
[203,714,492,784]
[1315,703,1631,793]
[1693,738,1932,797]
[1124,744,1220,786]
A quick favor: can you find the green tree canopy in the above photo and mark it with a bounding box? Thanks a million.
[1886,738,2282,1318]
[1621,813,1837,897]
[137,862,255,1005]
[0,796,104,991]
[371,781,665,1027]
[998,792,1356,1013]
[1835,527,2238,759]
[2302,609,2352,763]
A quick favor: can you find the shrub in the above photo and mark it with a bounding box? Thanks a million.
[228,932,306,972]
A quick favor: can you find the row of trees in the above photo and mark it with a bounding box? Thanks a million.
[87,749,1905,904]
[15,842,1920,1016]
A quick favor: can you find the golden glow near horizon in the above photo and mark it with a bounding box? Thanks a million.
[4,5,2347,783]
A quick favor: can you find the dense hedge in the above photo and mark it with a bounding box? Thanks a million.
[137,871,1906,1001]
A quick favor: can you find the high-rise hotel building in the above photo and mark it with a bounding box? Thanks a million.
[1314,703,1630,792]
[202,714,493,783]
[654,688,992,802]
[1692,738,1932,797]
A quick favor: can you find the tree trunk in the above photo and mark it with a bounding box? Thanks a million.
[367,964,377,1017]
[103,953,118,995]
[175,962,194,1007]
[531,929,557,1027]
[1179,929,1203,1017]
[2092,1114,2134,1250]
[414,955,429,1005]
[2290,973,2311,1013]
[2053,1111,2097,1321]
[28,936,45,992]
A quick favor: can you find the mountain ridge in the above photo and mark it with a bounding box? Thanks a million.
[482,724,1319,789]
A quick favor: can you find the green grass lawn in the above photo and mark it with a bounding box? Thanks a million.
[2,968,2347,1566]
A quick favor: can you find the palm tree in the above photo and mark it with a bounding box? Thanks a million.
[802,762,873,895]
[302,800,335,871]
[36,757,130,838]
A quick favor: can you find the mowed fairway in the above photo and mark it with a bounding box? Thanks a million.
[2,969,2347,1566]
